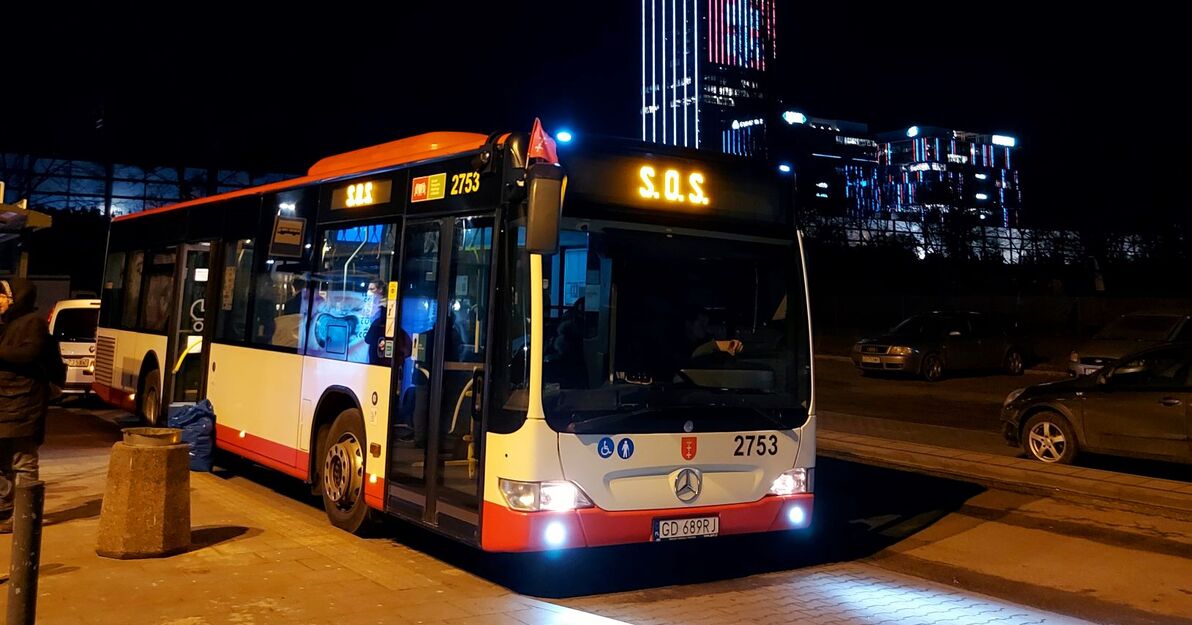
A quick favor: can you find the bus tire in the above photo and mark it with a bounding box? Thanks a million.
[320,408,371,534]
[138,367,162,426]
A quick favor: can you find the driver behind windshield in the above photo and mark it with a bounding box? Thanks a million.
[684,308,743,360]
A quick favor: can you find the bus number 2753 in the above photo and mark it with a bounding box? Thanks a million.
[733,434,778,456]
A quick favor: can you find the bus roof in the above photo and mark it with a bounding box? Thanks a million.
[114,131,490,222]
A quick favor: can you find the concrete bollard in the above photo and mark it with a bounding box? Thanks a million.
[96,428,191,559]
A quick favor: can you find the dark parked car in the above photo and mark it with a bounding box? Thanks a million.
[851,311,1025,382]
[1004,343,1192,464]
[1069,311,1192,377]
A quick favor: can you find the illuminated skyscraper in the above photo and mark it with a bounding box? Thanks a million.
[641,0,776,155]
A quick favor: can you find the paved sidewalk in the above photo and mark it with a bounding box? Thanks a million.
[0,420,625,625]
[818,420,1192,518]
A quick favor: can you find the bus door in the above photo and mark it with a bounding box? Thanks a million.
[388,215,495,537]
[162,242,215,409]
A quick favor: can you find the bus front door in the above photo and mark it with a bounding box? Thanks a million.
[387,215,494,539]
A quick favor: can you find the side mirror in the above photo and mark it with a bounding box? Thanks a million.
[526,162,566,254]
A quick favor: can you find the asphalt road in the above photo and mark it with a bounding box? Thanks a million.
[815,356,1192,481]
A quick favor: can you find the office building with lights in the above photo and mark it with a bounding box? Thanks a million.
[769,111,880,219]
[769,111,1022,229]
[875,126,1022,227]
[641,0,777,156]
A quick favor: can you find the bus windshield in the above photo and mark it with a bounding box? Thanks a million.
[537,223,811,434]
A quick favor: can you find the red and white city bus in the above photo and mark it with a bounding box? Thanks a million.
[93,126,815,551]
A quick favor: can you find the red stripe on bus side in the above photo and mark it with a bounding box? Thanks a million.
[92,382,135,412]
[215,423,310,481]
[364,475,386,511]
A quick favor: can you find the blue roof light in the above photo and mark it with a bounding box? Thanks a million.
[906,125,920,138]
[556,130,573,143]
[778,163,792,173]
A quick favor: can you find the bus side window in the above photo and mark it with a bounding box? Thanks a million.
[308,224,398,365]
[217,240,254,343]
[121,251,144,330]
[141,249,176,333]
[100,251,127,328]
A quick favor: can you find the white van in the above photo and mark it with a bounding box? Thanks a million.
[48,299,101,394]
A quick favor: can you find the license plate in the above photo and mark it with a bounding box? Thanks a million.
[653,516,719,541]
[66,358,92,367]
[861,356,881,364]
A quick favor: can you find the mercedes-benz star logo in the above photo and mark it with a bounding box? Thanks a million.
[674,468,702,503]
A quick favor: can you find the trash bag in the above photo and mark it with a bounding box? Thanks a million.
[167,399,216,472]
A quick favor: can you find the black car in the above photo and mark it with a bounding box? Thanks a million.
[1003,343,1192,464]
[852,311,1025,382]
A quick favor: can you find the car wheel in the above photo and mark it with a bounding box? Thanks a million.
[138,368,161,426]
[1004,349,1025,376]
[1023,411,1079,464]
[321,408,372,534]
[921,353,944,382]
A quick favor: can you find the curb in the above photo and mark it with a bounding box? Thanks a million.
[817,429,1192,520]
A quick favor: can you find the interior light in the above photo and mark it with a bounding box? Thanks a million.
[778,163,792,173]
[991,134,1016,147]
[975,193,989,200]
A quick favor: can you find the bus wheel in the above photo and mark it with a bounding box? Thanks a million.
[321,408,370,533]
[138,368,162,426]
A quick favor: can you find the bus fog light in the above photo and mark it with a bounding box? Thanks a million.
[544,521,566,547]
[788,504,807,527]
[769,468,809,496]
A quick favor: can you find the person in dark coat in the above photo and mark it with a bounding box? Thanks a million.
[0,279,51,531]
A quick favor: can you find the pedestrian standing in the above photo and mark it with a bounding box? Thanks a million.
[0,279,60,533]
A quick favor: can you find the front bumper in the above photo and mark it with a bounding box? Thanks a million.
[480,493,814,552]
[852,352,919,372]
[1000,405,1023,446]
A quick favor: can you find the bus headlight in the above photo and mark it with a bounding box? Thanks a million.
[769,468,811,496]
[498,478,593,512]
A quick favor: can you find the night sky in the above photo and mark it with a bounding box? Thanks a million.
[1,5,1184,231]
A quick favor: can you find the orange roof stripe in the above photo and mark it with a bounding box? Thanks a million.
[115,131,491,222]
